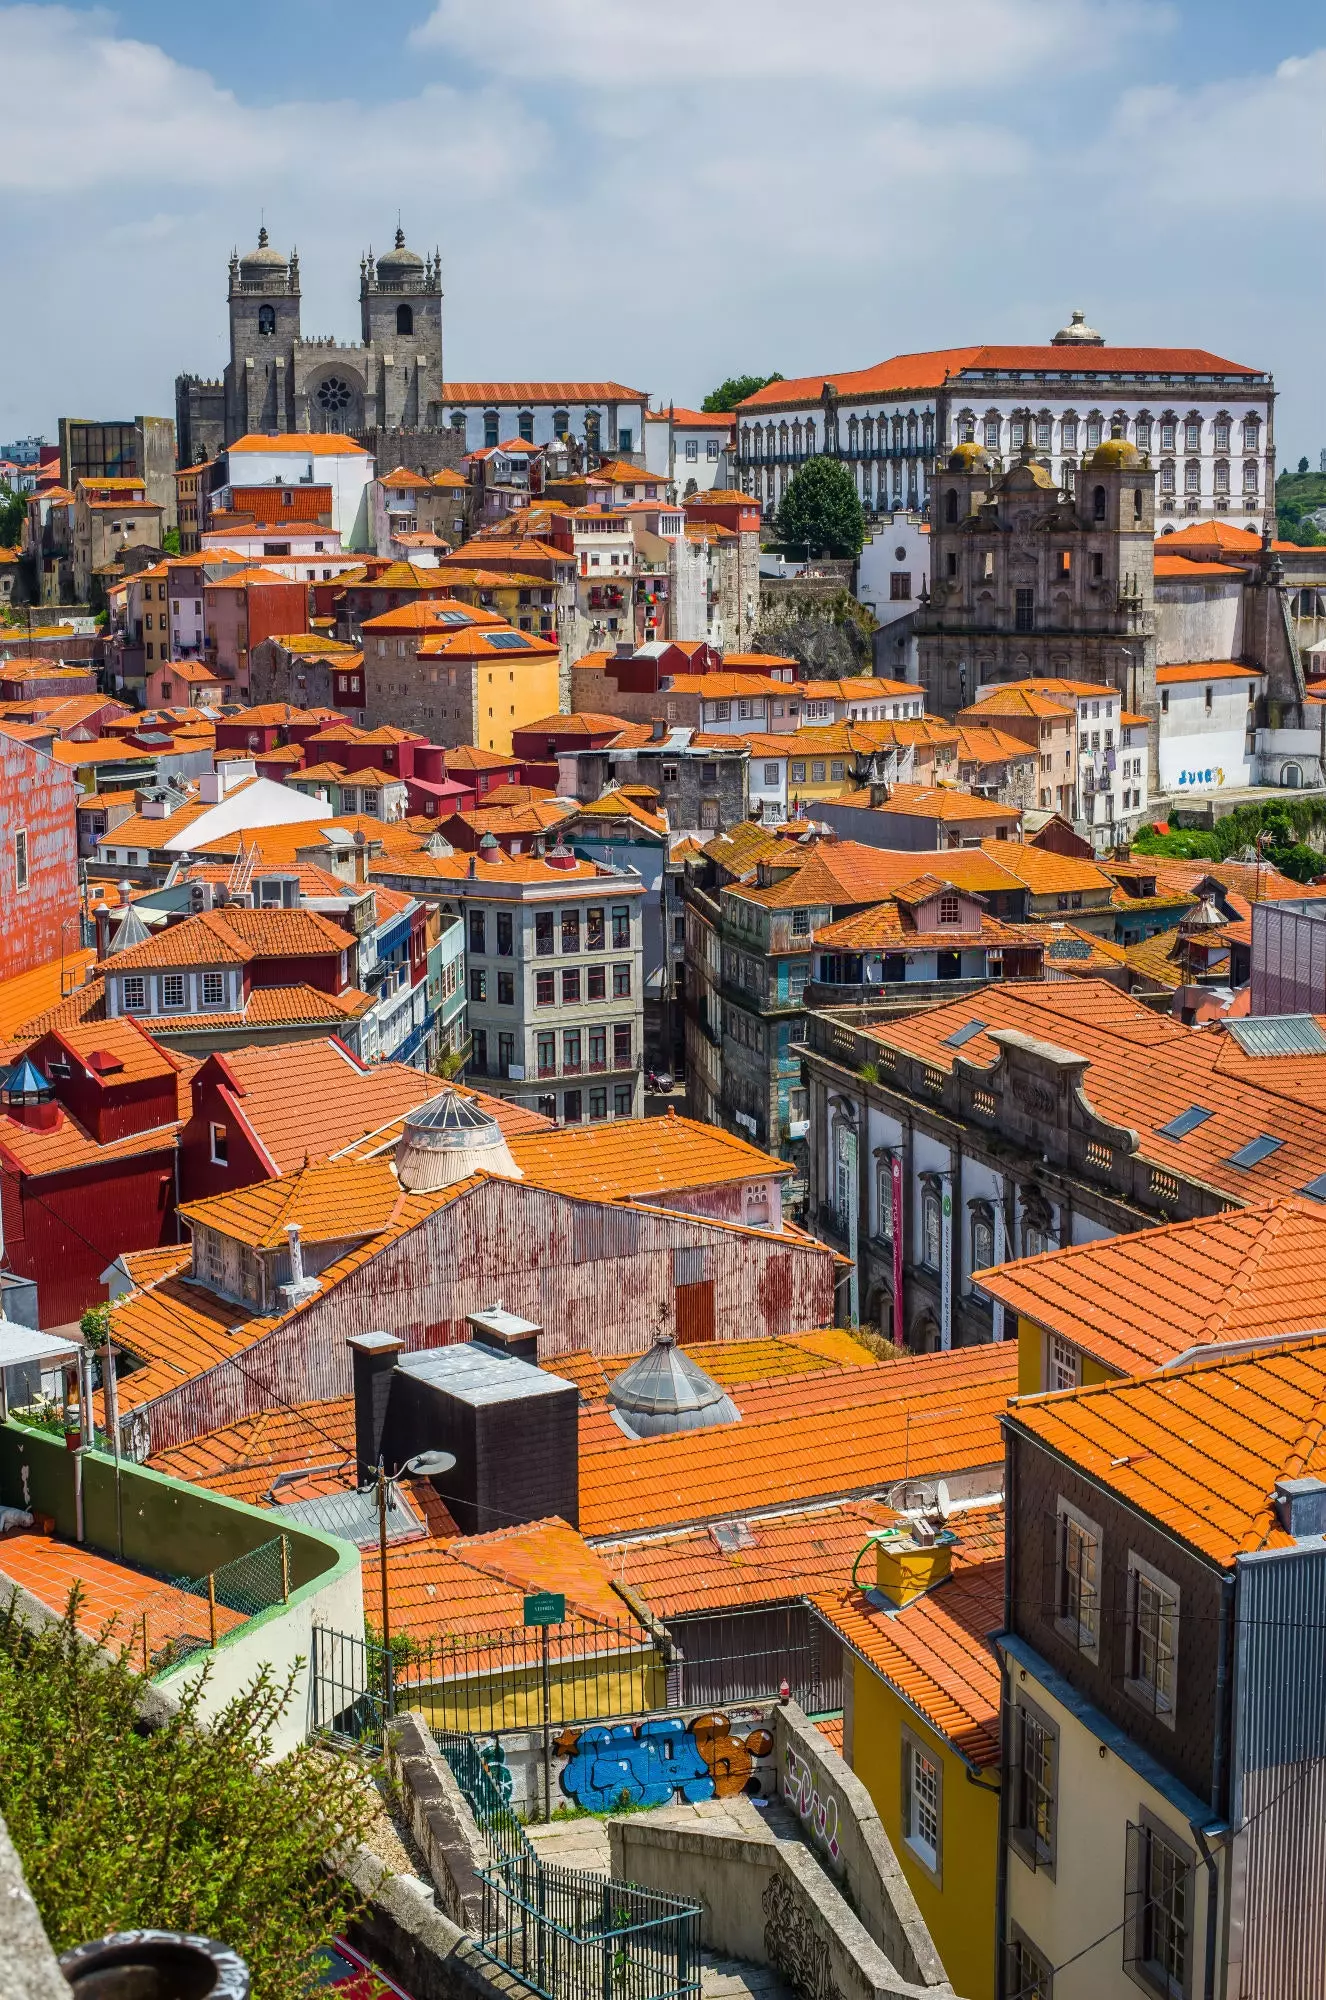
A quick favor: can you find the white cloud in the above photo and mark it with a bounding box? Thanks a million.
[0,1,1320,456]
[412,0,1164,92]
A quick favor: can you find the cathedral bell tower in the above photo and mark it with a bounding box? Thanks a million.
[358,227,444,431]
[225,226,301,441]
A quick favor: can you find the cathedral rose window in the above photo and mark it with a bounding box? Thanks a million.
[316,378,353,412]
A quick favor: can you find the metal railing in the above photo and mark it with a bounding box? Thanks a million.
[480,1854,700,2000]
[136,1534,291,1676]
[432,1728,534,1863]
[311,1615,667,1747]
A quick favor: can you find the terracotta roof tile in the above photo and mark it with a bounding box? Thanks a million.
[201,1040,444,1178]
[507,1112,790,1202]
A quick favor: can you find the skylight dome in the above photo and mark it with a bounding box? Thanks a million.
[607,1330,740,1440]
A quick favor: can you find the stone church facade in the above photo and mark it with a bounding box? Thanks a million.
[915,434,1158,724]
[176,226,454,471]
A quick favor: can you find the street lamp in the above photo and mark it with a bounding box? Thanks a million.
[375,1449,455,1721]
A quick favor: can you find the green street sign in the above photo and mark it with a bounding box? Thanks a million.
[524,1591,566,1627]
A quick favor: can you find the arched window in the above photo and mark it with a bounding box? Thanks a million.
[1214,460,1230,495]
[1242,415,1261,451]
[1086,412,1103,450]
[804,420,816,453]
[483,410,499,448]
[1283,762,1303,789]
[1243,459,1260,494]
[553,409,569,437]
[1133,487,1144,520]
[876,1163,895,1243]
[396,303,414,336]
[518,411,534,443]
[921,1184,942,1270]
[970,1202,995,1276]
[944,488,959,524]
[1160,460,1176,495]
[257,304,276,336]
[450,411,468,445]
[1093,485,1107,522]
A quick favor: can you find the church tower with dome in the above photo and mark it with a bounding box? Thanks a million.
[175,224,450,467]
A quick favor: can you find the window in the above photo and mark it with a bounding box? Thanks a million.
[535,970,555,1005]
[14,829,28,892]
[581,963,604,1001]
[563,1029,582,1072]
[484,411,499,449]
[122,976,147,1012]
[535,910,555,956]
[161,973,185,1011]
[1243,460,1259,493]
[1127,1816,1194,2000]
[938,893,960,925]
[1055,1498,1101,1657]
[561,909,580,953]
[1184,419,1201,451]
[538,1094,556,1120]
[536,1031,556,1075]
[1242,416,1260,450]
[257,303,276,335]
[685,438,699,462]
[901,1736,941,1876]
[1006,1937,1053,2000]
[612,962,631,998]
[970,1204,995,1274]
[661,763,679,784]
[209,1121,228,1166]
[469,968,487,1003]
[589,1088,608,1120]
[468,909,486,954]
[611,906,630,948]
[198,971,225,1009]
[1126,1555,1179,1720]
[613,1023,632,1070]
[921,1184,942,1270]
[1160,461,1175,494]
[552,409,569,437]
[1136,418,1152,451]
[1214,460,1229,494]
[562,967,581,1003]
[1010,1702,1057,1872]
[707,439,720,460]
[1160,419,1176,451]
[563,1089,583,1123]
[1184,460,1200,494]
[497,970,515,1006]
[496,911,513,956]
[890,571,911,600]
[790,761,806,783]
[614,1084,633,1115]
[1015,587,1035,633]
[517,410,534,442]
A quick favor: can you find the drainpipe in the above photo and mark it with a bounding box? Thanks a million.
[994,1421,1017,1998]
[1197,1570,1237,2000]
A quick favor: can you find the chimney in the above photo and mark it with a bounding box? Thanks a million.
[869,781,891,807]
[353,831,367,884]
[93,903,111,958]
[468,1303,542,1367]
[467,854,477,879]
[1276,1476,1326,1540]
[651,718,667,741]
[348,1331,404,1485]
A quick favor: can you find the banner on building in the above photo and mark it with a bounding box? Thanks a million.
[940,1173,953,1350]
[890,1152,904,1348]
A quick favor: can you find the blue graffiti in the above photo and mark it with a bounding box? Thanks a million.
[479,1739,514,1806]
[559,1719,715,1811]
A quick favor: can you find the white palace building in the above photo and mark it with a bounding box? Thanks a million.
[733,311,1275,532]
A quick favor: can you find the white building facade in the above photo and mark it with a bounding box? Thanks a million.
[438,384,650,461]
[734,317,1274,533]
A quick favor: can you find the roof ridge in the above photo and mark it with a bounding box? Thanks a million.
[1240,1377,1326,1554]
[1190,1202,1291,1346]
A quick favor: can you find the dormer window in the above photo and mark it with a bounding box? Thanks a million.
[201,972,226,1008]
[122,976,147,1012]
[938,893,961,925]
[791,908,811,936]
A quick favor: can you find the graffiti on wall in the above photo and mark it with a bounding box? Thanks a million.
[761,1874,842,2000]
[782,1740,841,1865]
[555,1713,775,1812]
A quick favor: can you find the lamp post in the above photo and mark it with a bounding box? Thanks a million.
[376,1450,455,1724]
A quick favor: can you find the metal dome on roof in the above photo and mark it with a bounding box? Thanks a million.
[394,1086,523,1195]
[607,1330,740,1440]
[1,1058,52,1103]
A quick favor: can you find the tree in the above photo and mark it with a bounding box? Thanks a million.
[0,1592,373,2000]
[161,526,181,555]
[1300,457,1311,475]
[775,455,866,561]
[701,373,783,414]
[0,484,25,548]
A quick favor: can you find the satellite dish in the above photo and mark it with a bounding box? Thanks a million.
[935,1479,952,1521]
[353,830,366,847]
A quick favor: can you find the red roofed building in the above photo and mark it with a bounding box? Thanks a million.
[205,570,311,692]
[732,318,1272,529]
[0,728,80,981]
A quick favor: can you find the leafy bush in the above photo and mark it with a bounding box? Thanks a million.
[701,373,783,414]
[0,1592,373,2000]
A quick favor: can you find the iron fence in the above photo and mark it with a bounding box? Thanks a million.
[135,1535,291,1676]
[311,1616,667,1748]
[666,1605,843,1716]
[432,1728,534,1864]
[479,1853,700,2000]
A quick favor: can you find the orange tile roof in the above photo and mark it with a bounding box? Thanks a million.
[1142,858,1326,904]
[1040,923,1127,971]
[963,688,1077,722]
[229,433,370,455]
[360,599,492,632]
[975,840,1113,896]
[566,790,669,837]
[1155,661,1264,685]
[577,1343,1016,1537]
[0,1092,180,1178]
[602,1498,899,1619]
[147,1397,356,1505]
[738,346,1259,411]
[954,724,1038,763]
[507,1111,790,1202]
[442,381,648,402]
[980,1198,1326,1376]
[444,744,521,772]
[868,981,1326,1208]
[858,782,1020,824]
[99,906,354,973]
[812,1511,1004,1768]
[416,627,559,661]
[1154,556,1248,580]
[813,895,1037,952]
[201,1040,444,1178]
[0,952,98,1044]
[178,1155,407,1250]
[1006,1336,1326,1565]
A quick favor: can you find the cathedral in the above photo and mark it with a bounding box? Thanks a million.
[175,224,449,466]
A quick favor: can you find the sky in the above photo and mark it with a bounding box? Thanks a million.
[2,0,1323,459]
